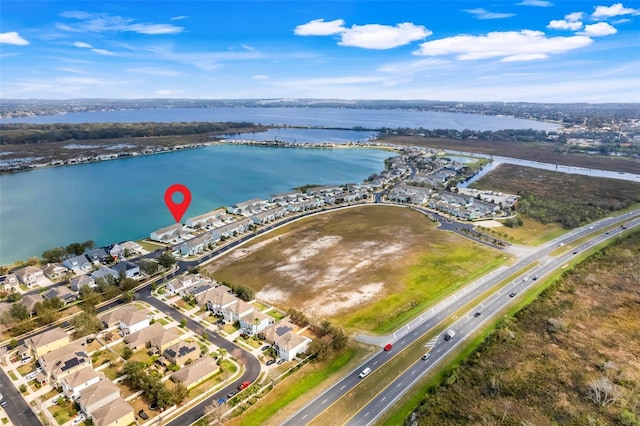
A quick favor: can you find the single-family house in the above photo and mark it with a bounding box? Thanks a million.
[163,341,200,366]
[89,397,134,426]
[123,322,164,351]
[120,241,143,255]
[204,290,238,316]
[148,327,182,352]
[106,244,125,259]
[171,356,218,390]
[70,275,97,292]
[222,298,254,323]
[44,286,78,306]
[21,294,45,316]
[91,267,119,283]
[42,263,67,281]
[111,261,140,279]
[25,327,70,358]
[39,342,90,385]
[150,223,183,242]
[60,366,103,400]
[167,273,213,296]
[77,378,121,415]
[0,273,18,289]
[239,310,273,336]
[63,255,92,272]
[98,305,149,331]
[85,248,109,265]
[274,332,311,361]
[14,265,50,287]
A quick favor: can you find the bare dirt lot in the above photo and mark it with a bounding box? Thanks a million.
[205,205,504,332]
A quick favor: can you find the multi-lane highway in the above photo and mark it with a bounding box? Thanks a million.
[284,210,640,426]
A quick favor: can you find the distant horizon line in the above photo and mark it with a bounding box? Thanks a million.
[1,98,638,106]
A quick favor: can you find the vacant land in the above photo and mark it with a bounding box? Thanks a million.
[206,206,505,333]
[382,135,640,175]
[406,232,640,425]
[471,164,640,228]
[478,217,564,246]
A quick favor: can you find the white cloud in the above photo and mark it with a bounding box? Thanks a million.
[613,18,631,23]
[73,41,93,48]
[294,19,430,49]
[252,75,269,80]
[58,11,183,34]
[171,16,187,21]
[547,20,583,30]
[580,22,618,36]
[241,44,256,51]
[565,11,585,21]
[414,30,593,62]
[338,23,431,49]
[518,0,554,7]
[126,67,182,76]
[294,19,346,36]
[0,31,29,45]
[91,48,114,55]
[465,8,516,20]
[592,3,639,19]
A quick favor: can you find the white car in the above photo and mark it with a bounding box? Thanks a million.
[71,414,86,425]
[358,367,371,378]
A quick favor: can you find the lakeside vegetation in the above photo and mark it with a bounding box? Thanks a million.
[471,164,640,229]
[402,231,640,426]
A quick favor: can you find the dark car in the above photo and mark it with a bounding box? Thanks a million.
[532,276,538,281]
[261,345,270,352]
[227,390,237,398]
[474,312,481,317]
[573,251,578,254]
[266,359,276,366]
[277,359,286,365]
[138,410,149,420]
[509,292,517,297]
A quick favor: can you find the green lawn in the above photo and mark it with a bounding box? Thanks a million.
[266,310,286,322]
[7,371,18,381]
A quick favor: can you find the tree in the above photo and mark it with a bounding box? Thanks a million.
[80,290,101,314]
[139,260,160,275]
[66,242,84,256]
[42,247,67,263]
[10,303,29,321]
[71,312,102,337]
[7,291,22,303]
[123,361,146,388]
[234,284,255,302]
[158,252,176,269]
[122,347,133,360]
[172,383,188,405]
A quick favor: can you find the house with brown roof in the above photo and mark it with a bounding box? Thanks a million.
[149,327,182,352]
[222,298,254,323]
[171,356,218,389]
[42,263,67,281]
[239,310,273,336]
[89,397,134,426]
[61,366,103,400]
[25,327,70,357]
[77,379,120,415]
[21,294,45,316]
[39,342,90,385]
[260,318,311,361]
[164,341,200,366]
[98,304,149,334]
[70,275,97,292]
[123,322,164,351]
[44,286,78,306]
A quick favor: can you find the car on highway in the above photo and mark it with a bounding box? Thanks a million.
[573,251,578,254]
[444,330,456,341]
[532,276,538,281]
[359,367,372,378]
[239,381,251,390]
[227,390,237,398]
[509,292,517,297]
[383,343,392,351]
[422,353,431,361]
[474,312,482,317]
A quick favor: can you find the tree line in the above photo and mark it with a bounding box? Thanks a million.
[0,122,264,145]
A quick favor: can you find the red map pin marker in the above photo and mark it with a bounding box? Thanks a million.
[164,184,192,223]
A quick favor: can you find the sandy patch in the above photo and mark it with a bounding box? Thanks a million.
[475,219,504,228]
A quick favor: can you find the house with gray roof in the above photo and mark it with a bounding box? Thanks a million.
[63,255,92,272]
[150,223,183,242]
[70,275,96,292]
[91,267,119,283]
[44,286,78,306]
[111,261,140,279]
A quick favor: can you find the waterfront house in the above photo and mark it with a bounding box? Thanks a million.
[106,244,125,259]
[42,263,67,281]
[186,208,227,228]
[178,232,215,256]
[120,241,144,255]
[25,327,70,358]
[85,248,109,265]
[70,275,96,292]
[14,265,50,287]
[63,255,93,273]
[0,273,18,289]
[150,223,183,242]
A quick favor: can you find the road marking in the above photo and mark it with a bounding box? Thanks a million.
[322,398,327,404]
[373,361,378,365]
[364,412,370,417]
[340,385,346,390]
[302,415,307,420]
[411,370,416,375]
[382,397,386,402]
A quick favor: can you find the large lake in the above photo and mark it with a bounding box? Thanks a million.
[0,144,389,265]
[1,107,558,131]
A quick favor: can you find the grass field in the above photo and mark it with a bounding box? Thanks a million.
[478,216,565,245]
[206,205,505,333]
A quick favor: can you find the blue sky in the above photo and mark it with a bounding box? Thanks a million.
[1,1,638,102]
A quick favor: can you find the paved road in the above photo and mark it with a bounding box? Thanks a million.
[283,210,640,426]
[0,368,41,426]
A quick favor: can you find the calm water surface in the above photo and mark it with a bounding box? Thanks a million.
[0,144,389,264]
